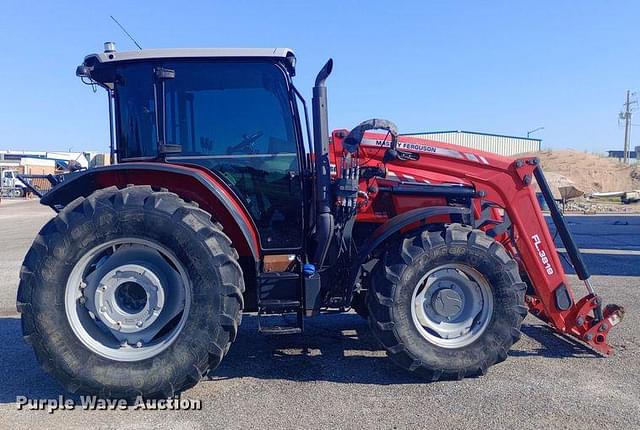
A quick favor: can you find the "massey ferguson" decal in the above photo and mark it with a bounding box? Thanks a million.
[531,234,554,275]
[359,138,490,164]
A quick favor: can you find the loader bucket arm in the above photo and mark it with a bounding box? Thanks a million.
[529,165,625,354]
[357,133,625,355]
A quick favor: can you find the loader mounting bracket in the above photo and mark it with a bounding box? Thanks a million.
[527,294,625,356]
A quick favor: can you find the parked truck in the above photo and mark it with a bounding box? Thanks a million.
[1,169,27,197]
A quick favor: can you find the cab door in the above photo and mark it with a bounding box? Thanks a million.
[161,61,304,250]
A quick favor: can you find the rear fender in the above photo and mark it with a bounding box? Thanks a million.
[41,163,260,260]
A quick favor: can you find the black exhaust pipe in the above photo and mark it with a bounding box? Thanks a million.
[312,59,334,267]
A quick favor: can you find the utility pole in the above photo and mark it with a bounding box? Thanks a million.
[527,126,544,138]
[620,90,637,164]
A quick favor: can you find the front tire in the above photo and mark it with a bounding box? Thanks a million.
[368,224,527,380]
[350,290,369,319]
[17,185,244,398]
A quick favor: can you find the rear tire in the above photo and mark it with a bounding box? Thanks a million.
[368,223,527,380]
[17,185,244,398]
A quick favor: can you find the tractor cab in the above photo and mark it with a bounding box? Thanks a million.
[78,47,306,250]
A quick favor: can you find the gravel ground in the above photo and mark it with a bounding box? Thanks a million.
[0,200,638,429]
[0,199,53,316]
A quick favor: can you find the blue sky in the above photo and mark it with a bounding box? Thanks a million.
[0,1,638,153]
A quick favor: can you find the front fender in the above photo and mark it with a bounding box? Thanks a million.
[358,206,472,262]
[41,163,260,260]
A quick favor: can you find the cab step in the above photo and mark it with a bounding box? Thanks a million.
[258,325,303,335]
[259,299,301,312]
[257,309,304,335]
[257,270,304,335]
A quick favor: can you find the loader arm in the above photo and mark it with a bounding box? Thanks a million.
[354,133,624,355]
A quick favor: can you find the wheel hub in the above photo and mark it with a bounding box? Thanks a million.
[94,264,165,334]
[427,283,465,320]
[65,239,190,361]
[115,282,147,314]
[411,265,494,348]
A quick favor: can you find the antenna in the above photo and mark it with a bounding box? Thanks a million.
[110,15,143,50]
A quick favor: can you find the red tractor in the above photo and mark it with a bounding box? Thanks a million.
[18,44,624,398]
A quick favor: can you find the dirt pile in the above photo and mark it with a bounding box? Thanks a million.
[530,149,640,195]
[516,149,640,213]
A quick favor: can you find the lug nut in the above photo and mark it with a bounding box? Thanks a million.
[136,320,143,328]
[136,341,143,348]
[79,297,86,305]
[599,323,608,332]
[100,306,106,313]
[576,317,584,326]
[80,281,87,289]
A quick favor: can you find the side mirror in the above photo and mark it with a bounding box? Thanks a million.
[76,65,93,78]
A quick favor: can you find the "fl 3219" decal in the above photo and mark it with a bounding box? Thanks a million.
[531,234,554,275]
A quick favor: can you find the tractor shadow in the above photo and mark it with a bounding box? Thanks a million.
[0,313,600,403]
[508,323,599,359]
[210,312,417,385]
[212,313,600,384]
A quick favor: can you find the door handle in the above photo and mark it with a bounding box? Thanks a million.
[287,171,298,193]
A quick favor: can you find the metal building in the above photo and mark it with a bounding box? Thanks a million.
[607,147,639,163]
[402,130,541,157]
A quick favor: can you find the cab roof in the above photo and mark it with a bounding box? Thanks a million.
[84,48,295,64]
[80,48,298,81]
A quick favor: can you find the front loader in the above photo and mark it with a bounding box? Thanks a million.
[17,44,624,398]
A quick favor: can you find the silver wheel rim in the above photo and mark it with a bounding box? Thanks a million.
[65,238,191,361]
[410,263,493,349]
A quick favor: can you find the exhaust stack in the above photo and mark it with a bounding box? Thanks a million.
[312,59,334,267]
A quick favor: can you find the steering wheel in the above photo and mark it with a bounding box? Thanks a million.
[226,131,264,155]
